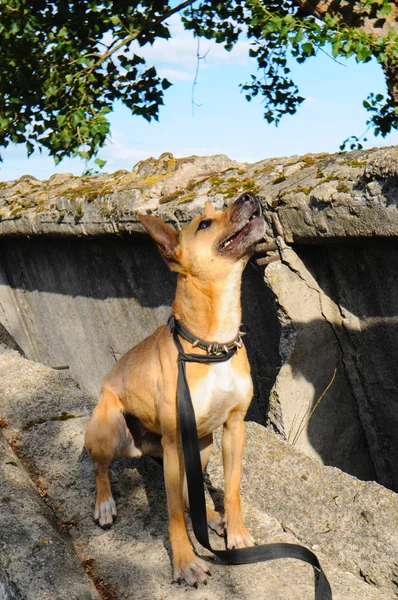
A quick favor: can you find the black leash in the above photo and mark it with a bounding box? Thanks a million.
[169,315,332,599]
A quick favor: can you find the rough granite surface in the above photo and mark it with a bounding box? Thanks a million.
[0,422,100,600]
[0,146,398,241]
[0,343,397,599]
[1,147,398,598]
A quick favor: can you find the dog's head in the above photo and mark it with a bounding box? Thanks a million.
[138,193,265,280]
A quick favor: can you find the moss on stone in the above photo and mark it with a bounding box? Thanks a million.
[9,206,24,218]
[298,186,315,195]
[344,159,366,168]
[113,170,131,177]
[177,192,196,204]
[74,202,84,220]
[159,190,182,204]
[254,164,273,175]
[209,176,224,187]
[272,175,287,185]
[33,200,46,213]
[321,174,338,183]
[141,174,163,187]
[301,155,316,167]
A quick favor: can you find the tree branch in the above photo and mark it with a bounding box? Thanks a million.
[293,0,336,19]
[292,0,398,107]
[83,0,197,74]
[293,0,398,36]
[161,0,197,22]
[383,58,398,106]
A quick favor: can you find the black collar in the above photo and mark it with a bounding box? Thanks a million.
[167,314,245,356]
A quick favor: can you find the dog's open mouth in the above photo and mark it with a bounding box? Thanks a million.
[219,206,261,252]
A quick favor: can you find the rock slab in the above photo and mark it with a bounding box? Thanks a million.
[0,345,397,599]
[0,425,100,600]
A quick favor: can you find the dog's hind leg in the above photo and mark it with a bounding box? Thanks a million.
[85,386,142,527]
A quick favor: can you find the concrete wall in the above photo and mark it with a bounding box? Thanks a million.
[264,238,398,491]
[1,232,392,490]
[0,235,281,425]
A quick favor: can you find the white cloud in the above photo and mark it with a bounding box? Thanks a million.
[133,13,250,72]
[301,96,335,110]
[98,14,250,84]
[157,67,193,81]
[102,137,150,165]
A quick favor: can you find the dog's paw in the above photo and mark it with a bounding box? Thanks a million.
[94,496,117,528]
[226,526,255,549]
[207,508,225,537]
[173,554,211,587]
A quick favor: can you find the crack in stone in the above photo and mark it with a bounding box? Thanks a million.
[267,242,390,485]
[21,413,90,431]
[327,295,391,488]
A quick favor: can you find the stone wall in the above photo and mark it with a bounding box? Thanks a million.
[1,146,398,490]
[0,234,280,424]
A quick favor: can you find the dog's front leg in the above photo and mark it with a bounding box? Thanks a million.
[162,433,211,586]
[222,411,255,549]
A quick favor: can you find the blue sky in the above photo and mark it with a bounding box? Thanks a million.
[1,12,397,181]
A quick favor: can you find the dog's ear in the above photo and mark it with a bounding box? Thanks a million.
[204,201,217,217]
[138,214,180,266]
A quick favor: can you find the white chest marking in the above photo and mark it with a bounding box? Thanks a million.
[190,361,251,433]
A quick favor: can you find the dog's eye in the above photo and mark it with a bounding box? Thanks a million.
[197,219,212,231]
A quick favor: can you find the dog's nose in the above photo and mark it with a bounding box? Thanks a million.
[235,192,258,206]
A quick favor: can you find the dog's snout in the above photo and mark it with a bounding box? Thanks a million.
[235,192,257,206]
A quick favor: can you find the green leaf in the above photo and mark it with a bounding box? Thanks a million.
[379,3,392,15]
[26,141,34,157]
[301,42,314,56]
[71,113,81,127]
[94,157,106,168]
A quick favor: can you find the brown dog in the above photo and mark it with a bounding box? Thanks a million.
[85,192,265,586]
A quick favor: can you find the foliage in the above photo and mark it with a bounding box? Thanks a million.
[0,0,398,165]
[183,0,398,149]
[0,0,177,164]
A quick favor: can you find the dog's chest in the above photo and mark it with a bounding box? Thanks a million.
[190,361,251,433]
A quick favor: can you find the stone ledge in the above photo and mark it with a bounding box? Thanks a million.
[0,427,100,600]
[0,147,397,242]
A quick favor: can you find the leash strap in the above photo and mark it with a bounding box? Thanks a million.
[170,318,332,599]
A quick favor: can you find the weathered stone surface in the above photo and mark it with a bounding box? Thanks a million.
[0,152,244,237]
[263,235,398,492]
[0,235,280,422]
[0,322,21,352]
[263,238,376,484]
[0,347,397,599]
[0,146,398,241]
[0,235,177,400]
[1,147,398,500]
[0,413,100,599]
[210,424,398,598]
